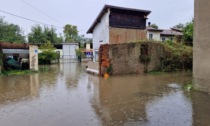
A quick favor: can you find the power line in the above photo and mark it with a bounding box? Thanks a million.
[0,9,63,29]
[22,0,62,24]
[0,10,87,33]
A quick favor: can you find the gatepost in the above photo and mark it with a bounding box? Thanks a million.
[29,45,39,71]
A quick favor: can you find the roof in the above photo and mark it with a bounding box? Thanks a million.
[161,29,183,36]
[87,5,151,34]
[0,42,29,49]
[80,49,93,53]
[147,26,163,32]
[62,42,79,45]
[171,28,183,32]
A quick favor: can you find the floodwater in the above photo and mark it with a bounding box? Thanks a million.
[0,63,210,126]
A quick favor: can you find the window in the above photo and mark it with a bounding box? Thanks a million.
[149,34,153,41]
[162,37,166,42]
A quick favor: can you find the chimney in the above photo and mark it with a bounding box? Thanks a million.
[148,22,151,27]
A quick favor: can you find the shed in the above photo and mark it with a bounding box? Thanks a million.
[0,42,38,71]
[62,42,79,59]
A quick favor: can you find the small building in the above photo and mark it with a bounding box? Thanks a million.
[35,43,79,60]
[147,24,163,41]
[87,5,151,61]
[62,42,79,59]
[146,22,183,42]
[83,42,93,58]
[160,28,183,42]
[0,42,38,71]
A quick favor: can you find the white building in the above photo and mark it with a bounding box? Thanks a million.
[62,42,79,59]
[147,26,163,41]
[146,22,183,42]
[87,5,151,62]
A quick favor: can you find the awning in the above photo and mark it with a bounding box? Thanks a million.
[2,49,29,54]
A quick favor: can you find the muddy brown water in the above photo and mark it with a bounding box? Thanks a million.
[0,63,209,126]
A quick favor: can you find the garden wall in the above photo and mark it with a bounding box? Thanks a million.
[99,42,165,76]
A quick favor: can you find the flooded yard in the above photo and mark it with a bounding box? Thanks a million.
[0,63,210,126]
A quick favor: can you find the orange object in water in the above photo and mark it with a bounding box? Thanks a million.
[104,73,109,79]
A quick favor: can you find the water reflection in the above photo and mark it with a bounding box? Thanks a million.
[39,65,59,88]
[0,63,210,126]
[62,63,82,89]
[191,91,210,126]
[0,74,39,103]
[88,72,193,126]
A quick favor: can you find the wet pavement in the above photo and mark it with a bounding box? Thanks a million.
[0,63,210,126]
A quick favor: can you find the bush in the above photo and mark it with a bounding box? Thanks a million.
[38,41,59,65]
[161,41,192,71]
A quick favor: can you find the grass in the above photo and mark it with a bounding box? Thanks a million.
[0,65,51,76]
[39,65,50,72]
[148,70,165,75]
[1,70,36,76]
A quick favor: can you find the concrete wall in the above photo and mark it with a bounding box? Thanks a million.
[29,45,38,71]
[92,10,110,62]
[193,0,210,93]
[109,28,147,44]
[99,42,165,75]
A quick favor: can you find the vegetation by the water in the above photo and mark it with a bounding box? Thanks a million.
[75,48,85,58]
[137,41,192,72]
[183,82,193,91]
[38,41,59,65]
[1,70,35,76]
[39,65,51,72]
[1,65,51,76]
[148,71,166,75]
[0,53,3,66]
[161,41,192,72]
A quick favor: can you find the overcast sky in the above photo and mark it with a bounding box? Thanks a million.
[0,0,194,37]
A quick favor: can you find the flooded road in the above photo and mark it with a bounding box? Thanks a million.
[0,63,210,126]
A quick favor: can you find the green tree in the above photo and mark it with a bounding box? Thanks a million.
[183,20,193,45]
[0,18,25,43]
[28,25,44,43]
[38,41,59,64]
[150,23,159,29]
[28,25,63,44]
[63,24,78,42]
[173,23,184,29]
[75,35,92,48]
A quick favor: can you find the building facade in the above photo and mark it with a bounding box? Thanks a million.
[146,25,183,42]
[87,5,151,61]
[147,26,163,41]
[160,28,183,42]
